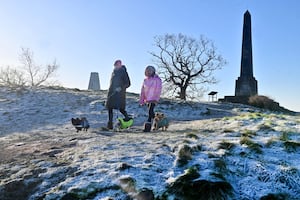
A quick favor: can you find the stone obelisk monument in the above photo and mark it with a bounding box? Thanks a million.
[235,10,257,97]
[222,10,258,104]
[88,72,101,91]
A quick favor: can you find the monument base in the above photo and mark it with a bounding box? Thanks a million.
[219,96,250,105]
[235,76,258,96]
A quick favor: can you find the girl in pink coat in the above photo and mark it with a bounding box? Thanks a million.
[140,66,162,132]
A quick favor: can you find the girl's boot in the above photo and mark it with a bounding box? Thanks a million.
[143,122,152,132]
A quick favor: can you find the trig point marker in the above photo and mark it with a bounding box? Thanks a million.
[88,72,100,90]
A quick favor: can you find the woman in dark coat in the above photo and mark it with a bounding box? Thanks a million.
[106,60,131,129]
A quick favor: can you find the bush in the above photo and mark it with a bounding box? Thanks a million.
[248,95,281,111]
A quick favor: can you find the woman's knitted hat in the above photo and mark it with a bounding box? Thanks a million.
[114,60,122,66]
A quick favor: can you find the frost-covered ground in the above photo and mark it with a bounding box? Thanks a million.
[0,86,300,200]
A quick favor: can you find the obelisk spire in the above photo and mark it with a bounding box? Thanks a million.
[240,10,253,77]
[235,10,258,96]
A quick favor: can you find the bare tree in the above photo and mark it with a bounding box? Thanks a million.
[0,48,59,88]
[150,33,226,100]
[0,66,26,87]
[19,47,59,87]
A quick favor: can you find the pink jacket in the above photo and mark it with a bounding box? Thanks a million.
[140,74,162,104]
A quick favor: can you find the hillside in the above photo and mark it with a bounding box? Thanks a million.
[0,86,300,200]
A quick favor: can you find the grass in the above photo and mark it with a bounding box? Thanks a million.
[260,193,287,200]
[177,144,193,166]
[248,112,265,120]
[284,141,300,153]
[185,133,199,139]
[265,137,277,148]
[202,129,215,134]
[223,129,235,133]
[164,167,233,200]
[240,136,262,154]
[218,140,236,151]
[223,116,231,121]
[241,130,256,138]
[208,153,219,158]
[210,172,226,181]
[258,121,275,131]
[214,159,227,173]
[280,131,290,141]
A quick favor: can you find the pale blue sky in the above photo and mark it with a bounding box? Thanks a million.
[0,0,299,111]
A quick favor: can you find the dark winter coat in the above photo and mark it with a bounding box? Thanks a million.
[106,66,131,110]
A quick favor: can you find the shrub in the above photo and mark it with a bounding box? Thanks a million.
[248,95,282,111]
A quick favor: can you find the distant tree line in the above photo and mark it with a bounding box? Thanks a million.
[0,48,59,88]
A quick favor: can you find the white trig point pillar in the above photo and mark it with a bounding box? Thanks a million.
[88,72,100,90]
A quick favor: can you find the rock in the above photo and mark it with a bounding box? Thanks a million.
[135,188,155,200]
[119,176,136,194]
[0,178,42,200]
[118,162,132,171]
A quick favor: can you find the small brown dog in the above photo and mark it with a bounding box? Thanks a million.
[153,112,169,131]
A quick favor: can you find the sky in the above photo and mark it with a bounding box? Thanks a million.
[0,0,299,112]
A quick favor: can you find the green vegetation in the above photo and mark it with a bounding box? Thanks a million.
[177,144,193,166]
[265,137,277,148]
[162,165,233,200]
[280,131,290,141]
[258,124,274,132]
[241,130,257,138]
[185,133,199,139]
[61,184,120,200]
[284,141,300,153]
[223,129,235,133]
[210,172,226,181]
[218,140,236,151]
[214,159,227,173]
[240,136,262,154]
[260,193,287,200]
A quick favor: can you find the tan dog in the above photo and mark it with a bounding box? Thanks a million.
[153,112,169,131]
